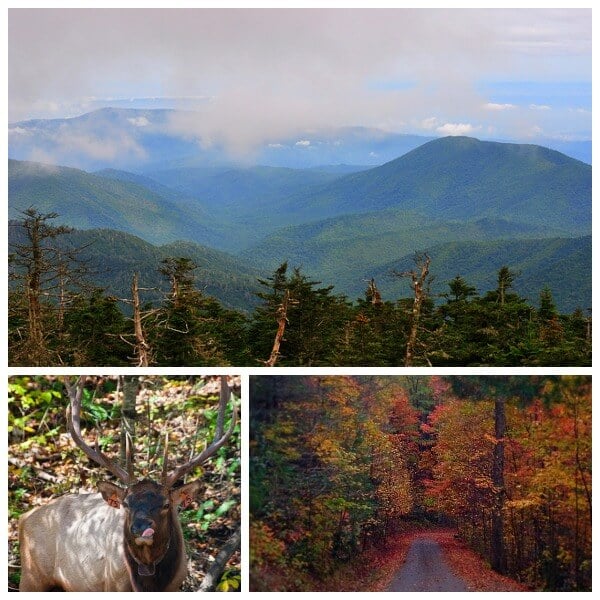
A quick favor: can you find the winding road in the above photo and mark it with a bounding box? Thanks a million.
[387,537,469,592]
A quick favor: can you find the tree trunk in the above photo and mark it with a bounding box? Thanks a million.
[400,254,431,367]
[120,376,139,473]
[198,527,241,591]
[26,218,45,362]
[265,289,294,366]
[490,396,507,574]
[131,273,150,367]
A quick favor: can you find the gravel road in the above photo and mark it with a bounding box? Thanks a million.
[387,537,469,592]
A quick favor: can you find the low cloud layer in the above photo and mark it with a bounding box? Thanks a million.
[8,8,591,157]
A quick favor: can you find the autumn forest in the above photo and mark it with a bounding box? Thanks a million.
[249,376,591,592]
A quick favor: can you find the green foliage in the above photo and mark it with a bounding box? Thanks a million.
[8,159,226,248]
[216,569,241,592]
[275,136,591,234]
[248,263,353,366]
[8,377,64,442]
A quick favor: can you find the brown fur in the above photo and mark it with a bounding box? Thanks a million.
[19,480,201,592]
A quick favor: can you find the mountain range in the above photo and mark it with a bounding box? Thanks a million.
[8,122,592,314]
[9,107,591,171]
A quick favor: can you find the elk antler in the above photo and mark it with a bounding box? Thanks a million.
[164,376,238,487]
[64,377,134,485]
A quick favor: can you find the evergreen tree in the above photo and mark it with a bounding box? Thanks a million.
[334,281,407,366]
[248,263,351,366]
[62,289,130,365]
[152,257,227,366]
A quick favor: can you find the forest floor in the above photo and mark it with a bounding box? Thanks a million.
[368,527,530,592]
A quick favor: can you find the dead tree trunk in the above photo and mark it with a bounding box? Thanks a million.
[491,396,507,574]
[131,273,151,367]
[397,253,431,367]
[264,289,296,367]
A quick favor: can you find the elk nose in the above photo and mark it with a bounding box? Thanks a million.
[131,518,155,537]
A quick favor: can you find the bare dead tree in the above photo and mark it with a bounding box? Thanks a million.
[9,209,92,365]
[395,253,432,367]
[117,273,159,367]
[263,289,298,367]
[366,278,383,306]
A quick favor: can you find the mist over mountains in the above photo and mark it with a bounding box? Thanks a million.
[9,107,591,171]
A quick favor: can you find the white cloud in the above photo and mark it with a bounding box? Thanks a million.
[127,116,150,127]
[267,143,285,148]
[8,126,33,136]
[484,102,516,111]
[421,116,439,130]
[436,122,480,136]
[529,103,551,110]
[295,140,311,147]
[8,8,591,152]
[528,125,544,137]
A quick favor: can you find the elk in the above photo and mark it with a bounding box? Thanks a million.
[18,377,237,592]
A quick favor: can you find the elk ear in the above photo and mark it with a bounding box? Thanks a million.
[173,481,202,509]
[98,481,127,509]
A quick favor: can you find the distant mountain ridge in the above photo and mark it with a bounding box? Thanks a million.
[276,136,591,234]
[9,107,438,171]
[7,221,590,314]
[8,223,262,313]
[365,235,591,314]
[9,107,591,171]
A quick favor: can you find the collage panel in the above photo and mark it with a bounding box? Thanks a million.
[249,375,591,592]
[6,10,591,371]
[8,375,241,592]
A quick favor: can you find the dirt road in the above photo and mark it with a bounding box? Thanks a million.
[387,537,469,592]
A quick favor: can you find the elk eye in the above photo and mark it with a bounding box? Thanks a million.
[162,502,170,510]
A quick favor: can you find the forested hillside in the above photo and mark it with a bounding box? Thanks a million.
[9,134,591,313]
[8,159,229,248]
[8,221,262,313]
[8,210,590,367]
[249,376,591,592]
[276,137,591,233]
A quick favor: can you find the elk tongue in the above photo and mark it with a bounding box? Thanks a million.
[142,527,155,538]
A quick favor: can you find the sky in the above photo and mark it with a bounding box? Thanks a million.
[7,7,592,156]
